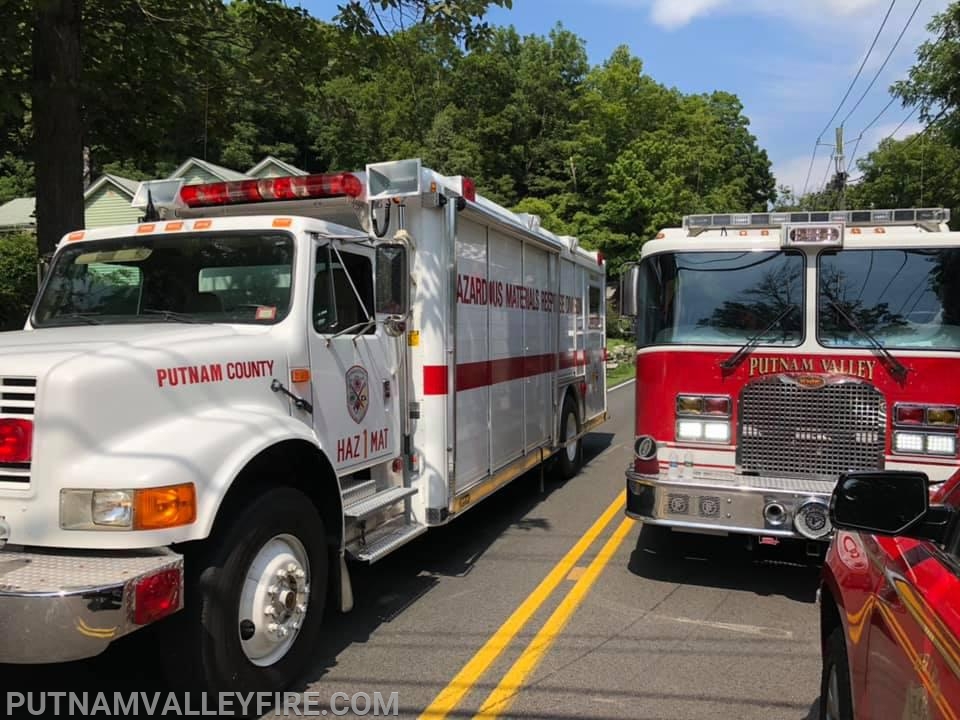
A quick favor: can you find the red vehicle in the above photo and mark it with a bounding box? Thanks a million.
[618,208,960,554]
[819,470,960,719]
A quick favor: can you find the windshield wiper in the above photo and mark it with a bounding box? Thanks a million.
[46,312,104,325]
[826,298,908,381]
[720,304,798,371]
[141,309,208,324]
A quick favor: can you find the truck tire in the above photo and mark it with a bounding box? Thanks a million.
[556,394,583,480]
[164,486,328,694]
[818,626,854,720]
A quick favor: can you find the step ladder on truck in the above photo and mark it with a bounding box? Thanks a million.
[0,158,607,692]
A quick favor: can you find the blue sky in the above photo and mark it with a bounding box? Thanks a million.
[298,0,951,198]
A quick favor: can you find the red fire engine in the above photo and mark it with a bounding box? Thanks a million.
[819,469,960,719]
[619,207,959,554]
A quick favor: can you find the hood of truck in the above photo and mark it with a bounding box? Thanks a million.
[0,323,293,517]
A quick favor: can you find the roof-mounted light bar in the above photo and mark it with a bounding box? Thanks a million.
[683,208,951,230]
[179,172,364,208]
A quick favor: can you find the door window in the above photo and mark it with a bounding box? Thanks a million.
[313,247,376,335]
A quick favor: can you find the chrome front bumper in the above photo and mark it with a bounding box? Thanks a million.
[625,467,838,542]
[0,545,183,663]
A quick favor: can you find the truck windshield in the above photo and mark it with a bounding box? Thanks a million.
[635,250,805,347]
[32,231,294,327]
[818,247,960,350]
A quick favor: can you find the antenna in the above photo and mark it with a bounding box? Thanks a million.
[142,188,160,223]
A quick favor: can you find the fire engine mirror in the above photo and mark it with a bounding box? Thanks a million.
[620,264,640,317]
[831,470,930,536]
[376,244,408,317]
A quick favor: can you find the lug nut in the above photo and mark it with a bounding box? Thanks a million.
[296,603,307,614]
[267,584,278,596]
[264,606,275,616]
[267,623,279,634]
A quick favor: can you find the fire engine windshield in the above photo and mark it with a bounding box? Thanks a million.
[635,251,804,347]
[32,231,294,327]
[818,247,960,350]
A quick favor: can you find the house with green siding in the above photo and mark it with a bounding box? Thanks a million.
[0,197,35,233]
[83,174,142,229]
[247,156,306,179]
[168,157,250,186]
[82,156,309,230]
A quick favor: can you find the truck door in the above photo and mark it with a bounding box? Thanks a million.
[584,274,605,419]
[309,239,400,472]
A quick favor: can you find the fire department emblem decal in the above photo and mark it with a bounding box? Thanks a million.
[346,366,369,424]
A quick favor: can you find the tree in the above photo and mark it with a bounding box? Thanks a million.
[892,3,960,143]
[32,0,84,258]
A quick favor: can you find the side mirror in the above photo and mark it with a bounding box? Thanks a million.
[375,244,409,317]
[620,263,640,317]
[831,471,953,543]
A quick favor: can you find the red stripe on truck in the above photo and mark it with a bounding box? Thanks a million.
[423,350,594,395]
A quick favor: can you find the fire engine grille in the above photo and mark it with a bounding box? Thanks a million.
[738,377,885,480]
[0,376,36,484]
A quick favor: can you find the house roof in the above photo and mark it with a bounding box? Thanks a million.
[248,155,307,177]
[84,173,141,199]
[0,197,36,229]
[168,157,249,182]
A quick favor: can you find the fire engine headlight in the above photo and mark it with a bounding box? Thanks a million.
[926,434,956,456]
[676,420,730,443]
[893,432,925,454]
[60,484,196,531]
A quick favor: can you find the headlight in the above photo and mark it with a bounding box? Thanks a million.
[61,484,196,531]
[676,420,730,443]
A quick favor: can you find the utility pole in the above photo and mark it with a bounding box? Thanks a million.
[835,126,846,211]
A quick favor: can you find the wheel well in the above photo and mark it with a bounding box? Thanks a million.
[819,583,842,648]
[209,440,343,556]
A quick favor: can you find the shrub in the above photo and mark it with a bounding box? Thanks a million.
[0,231,38,331]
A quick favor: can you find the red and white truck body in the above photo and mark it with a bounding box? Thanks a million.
[0,158,606,691]
[620,208,959,550]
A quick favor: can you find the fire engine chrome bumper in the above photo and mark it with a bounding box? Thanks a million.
[625,467,838,542]
[0,545,183,663]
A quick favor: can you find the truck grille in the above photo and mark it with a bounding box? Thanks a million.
[738,376,885,480]
[0,376,36,485]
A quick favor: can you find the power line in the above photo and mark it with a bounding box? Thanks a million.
[815,0,898,142]
[840,0,924,128]
[801,0,897,198]
[845,95,905,172]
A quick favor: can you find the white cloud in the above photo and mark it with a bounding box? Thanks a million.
[773,153,837,196]
[600,0,947,33]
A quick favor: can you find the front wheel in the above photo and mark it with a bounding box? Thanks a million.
[163,486,329,694]
[819,626,854,720]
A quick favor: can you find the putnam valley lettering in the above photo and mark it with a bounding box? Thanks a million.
[748,356,876,381]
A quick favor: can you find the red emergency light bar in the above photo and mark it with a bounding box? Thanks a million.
[179,172,364,208]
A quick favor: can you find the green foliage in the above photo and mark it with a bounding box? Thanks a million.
[845,130,960,225]
[892,3,960,141]
[0,232,38,331]
[1,1,776,284]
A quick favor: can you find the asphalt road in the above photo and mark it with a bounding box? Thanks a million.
[3,381,825,719]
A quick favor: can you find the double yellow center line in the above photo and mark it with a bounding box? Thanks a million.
[419,492,635,719]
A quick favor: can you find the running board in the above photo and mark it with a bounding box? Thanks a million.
[352,522,427,563]
[344,486,418,521]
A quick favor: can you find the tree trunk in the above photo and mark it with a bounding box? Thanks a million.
[32,0,84,258]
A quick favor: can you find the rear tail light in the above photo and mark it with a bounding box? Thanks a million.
[0,419,32,463]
